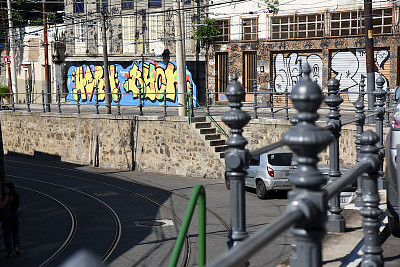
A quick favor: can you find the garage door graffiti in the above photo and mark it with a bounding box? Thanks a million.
[67,61,197,106]
[331,49,389,102]
[274,53,323,93]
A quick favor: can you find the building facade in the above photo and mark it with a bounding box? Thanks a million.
[209,0,398,104]
[64,0,208,106]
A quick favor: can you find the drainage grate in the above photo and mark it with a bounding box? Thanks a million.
[133,219,174,227]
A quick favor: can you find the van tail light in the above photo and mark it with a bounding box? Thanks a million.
[395,155,397,163]
[267,166,274,177]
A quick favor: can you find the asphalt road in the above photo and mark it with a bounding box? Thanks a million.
[0,154,292,267]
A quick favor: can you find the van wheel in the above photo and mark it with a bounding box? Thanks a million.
[388,216,400,237]
[256,180,268,199]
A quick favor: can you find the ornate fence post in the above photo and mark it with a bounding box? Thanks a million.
[359,130,383,266]
[42,90,46,113]
[386,84,391,127]
[25,84,31,112]
[138,86,143,116]
[57,85,62,114]
[95,88,99,114]
[374,74,386,189]
[253,81,258,119]
[284,86,289,120]
[325,77,345,232]
[190,83,194,118]
[163,86,167,117]
[282,64,332,266]
[354,100,366,207]
[117,90,121,115]
[77,93,81,114]
[222,74,251,260]
[11,85,15,112]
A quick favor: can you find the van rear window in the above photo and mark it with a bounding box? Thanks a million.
[268,153,292,166]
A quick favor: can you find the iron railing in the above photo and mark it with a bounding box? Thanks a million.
[215,63,385,266]
[169,185,206,267]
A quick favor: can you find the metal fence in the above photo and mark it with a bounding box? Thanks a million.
[211,64,386,266]
[0,74,395,128]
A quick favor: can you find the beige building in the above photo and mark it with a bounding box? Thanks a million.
[1,25,65,104]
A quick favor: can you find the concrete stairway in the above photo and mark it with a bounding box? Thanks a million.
[190,117,228,158]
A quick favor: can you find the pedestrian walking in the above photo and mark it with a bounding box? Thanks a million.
[1,182,21,258]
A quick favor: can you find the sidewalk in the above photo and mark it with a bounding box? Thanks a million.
[314,190,393,266]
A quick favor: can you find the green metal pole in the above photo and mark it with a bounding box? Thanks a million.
[169,185,206,267]
[198,187,206,267]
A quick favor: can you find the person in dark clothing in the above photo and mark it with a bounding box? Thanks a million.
[1,182,21,258]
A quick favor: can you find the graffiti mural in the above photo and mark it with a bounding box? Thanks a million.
[67,61,197,106]
[274,53,323,93]
[331,49,389,102]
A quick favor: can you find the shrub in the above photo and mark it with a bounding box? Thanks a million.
[0,84,10,100]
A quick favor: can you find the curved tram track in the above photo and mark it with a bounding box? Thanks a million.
[7,158,230,266]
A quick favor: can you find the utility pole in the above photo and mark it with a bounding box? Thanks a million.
[195,0,200,102]
[7,0,17,103]
[43,0,50,112]
[1,0,12,102]
[100,1,111,114]
[365,0,375,123]
[174,0,186,116]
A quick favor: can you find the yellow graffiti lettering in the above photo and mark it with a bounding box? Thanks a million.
[124,64,143,98]
[155,66,166,100]
[73,67,85,101]
[165,62,177,102]
[109,65,120,102]
[94,66,105,101]
[143,62,157,101]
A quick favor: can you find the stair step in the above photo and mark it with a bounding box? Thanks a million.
[210,140,226,146]
[195,122,212,129]
[205,134,221,140]
[200,128,216,134]
[191,117,207,123]
[215,145,228,152]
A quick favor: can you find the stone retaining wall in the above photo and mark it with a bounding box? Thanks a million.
[0,112,385,180]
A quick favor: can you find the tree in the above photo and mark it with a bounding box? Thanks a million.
[195,18,220,49]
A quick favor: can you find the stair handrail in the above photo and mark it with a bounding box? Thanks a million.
[169,185,206,267]
[188,94,229,139]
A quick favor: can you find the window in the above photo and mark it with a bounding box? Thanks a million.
[330,10,361,36]
[271,16,292,39]
[372,8,392,34]
[149,0,161,8]
[96,0,108,12]
[242,17,258,41]
[268,153,293,166]
[330,7,392,36]
[75,19,86,54]
[122,16,136,53]
[216,19,229,42]
[74,0,84,13]
[250,156,260,166]
[296,14,323,38]
[271,13,323,39]
[122,0,134,10]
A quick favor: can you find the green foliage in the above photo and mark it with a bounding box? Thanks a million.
[195,18,221,47]
[11,0,64,26]
[264,0,279,13]
[0,85,10,100]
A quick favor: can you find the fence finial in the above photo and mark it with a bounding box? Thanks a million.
[283,63,332,266]
[222,74,251,252]
[325,77,345,232]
